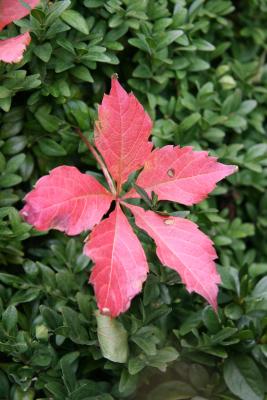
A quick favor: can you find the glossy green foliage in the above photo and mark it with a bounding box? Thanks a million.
[0,0,267,399]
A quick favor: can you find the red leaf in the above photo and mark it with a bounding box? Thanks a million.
[20,166,113,235]
[94,76,153,191]
[125,146,237,205]
[0,0,40,31]
[126,204,220,309]
[84,203,148,317]
[20,77,238,317]
[0,32,31,63]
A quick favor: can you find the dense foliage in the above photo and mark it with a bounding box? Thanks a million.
[0,0,267,399]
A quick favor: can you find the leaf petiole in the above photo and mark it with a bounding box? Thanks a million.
[76,128,117,196]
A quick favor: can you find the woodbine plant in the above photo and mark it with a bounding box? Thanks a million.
[0,1,267,400]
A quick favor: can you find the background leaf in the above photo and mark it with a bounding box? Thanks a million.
[224,356,265,400]
[96,312,128,363]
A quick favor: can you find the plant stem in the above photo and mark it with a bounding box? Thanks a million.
[76,128,117,196]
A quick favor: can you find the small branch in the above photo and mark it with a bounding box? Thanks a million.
[76,128,116,196]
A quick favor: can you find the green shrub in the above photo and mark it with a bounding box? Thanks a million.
[0,0,267,399]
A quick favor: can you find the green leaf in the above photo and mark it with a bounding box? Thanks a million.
[6,153,26,173]
[96,312,128,363]
[133,64,152,79]
[128,357,146,375]
[222,91,242,115]
[0,173,22,188]
[131,335,157,356]
[31,345,53,367]
[40,306,63,330]
[211,327,238,345]
[202,128,225,143]
[193,38,215,51]
[249,263,267,278]
[178,311,202,336]
[64,100,91,130]
[13,387,35,400]
[223,355,264,400]
[147,347,179,371]
[245,144,267,161]
[238,100,257,115]
[189,364,209,389]
[35,324,49,341]
[0,86,11,99]
[82,51,117,64]
[179,113,201,132]
[70,66,93,82]
[46,0,71,25]
[60,352,79,393]
[217,266,240,295]
[0,273,24,287]
[46,20,71,38]
[202,306,220,333]
[224,304,242,320]
[0,97,12,112]
[9,288,41,305]
[56,270,78,295]
[45,382,67,400]
[61,306,90,344]
[0,190,19,206]
[128,36,151,54]
[2,305,18,333]
[251,277,267,299]
[69,381,111,399]
[0,152,6,173]
[84,0,105,7]
[119,369,139,395]
[61,10,89,34]
[157,30,184,49]
[189,58,210,72]
[0,371,9,398]
[33,43,53,62]
[36,106,61,132]
[2,136,27,155]
[147,381,196,400]
[39,138,67,157]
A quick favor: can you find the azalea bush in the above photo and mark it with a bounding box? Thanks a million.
[0,1,267,400]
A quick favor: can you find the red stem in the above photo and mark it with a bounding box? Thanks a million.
[76,128,116,196]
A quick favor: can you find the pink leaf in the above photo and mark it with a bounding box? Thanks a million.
[0,32,31,63]
[126,204,220,309]
[20,166,114,235]
[19,77,238,317]
[125,146,237,205]
[94,76,153,191]
[84,203,148,317]
[0,0,40,31]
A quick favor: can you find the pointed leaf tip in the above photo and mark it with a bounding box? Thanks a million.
[111,73,119,80]
[95,78,153,190]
